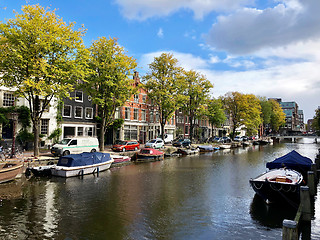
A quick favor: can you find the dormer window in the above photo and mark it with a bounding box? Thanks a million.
[75,91,83,102]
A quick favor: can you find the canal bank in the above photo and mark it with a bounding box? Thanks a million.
[0,138,319,239]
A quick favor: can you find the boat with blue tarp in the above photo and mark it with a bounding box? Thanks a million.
[51,152,113,178]
[250,150,312,207]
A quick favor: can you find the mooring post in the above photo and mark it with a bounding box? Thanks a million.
[311,164,318,184]
[300,186,312,221]
[282,219,298,240]
[307,171,315,197]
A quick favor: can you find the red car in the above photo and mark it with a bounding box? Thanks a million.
[112,140,140,152]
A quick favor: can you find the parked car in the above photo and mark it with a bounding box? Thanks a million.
[51,137,99,156]
[218,137,231,143]
[241,136,249,141]
[112,140,140,152]
[172,139,191,147]
[145,139,164,149]
[234,136,242,142]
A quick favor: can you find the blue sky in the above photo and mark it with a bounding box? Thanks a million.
[1,0,320,121]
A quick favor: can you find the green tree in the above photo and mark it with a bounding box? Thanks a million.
[222,92,262,139]
[259,97,272,126]
[270,99,286,132]
[206,98,226,138]
[182,70,213,141]
[0,5,89,156]
[85,37,137,151]
[313,108,320,135]
[143,53,187,140]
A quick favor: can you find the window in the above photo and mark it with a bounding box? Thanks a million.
[69,139,77,146]
[142,95,146,103]
[134,108,139,120]
[125,107,131,120]
[134,94,139,103]
[150,111,154,123]
[85,107,93,119]
[124,125,137,140]
[75,106,83,118]
[86,127,93,136]
[77,127,84,136]
[3,92,15,107]
[141,109,146,121]
[155,112,159,122]
[40,119,49,135]
[115,108,120,119]
[63,105,72,118]
[75,91,83,102]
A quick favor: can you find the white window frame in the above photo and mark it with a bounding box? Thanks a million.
[141,109,146,121]
[74,106,83,119]
[3,92,15,107]
[75,90,83,102]
[40,119,49,135]
[125,107,131,120]
[133,108,139,120]
[63,105,72,118]
[85,107,93,119]
[134,94,139,103]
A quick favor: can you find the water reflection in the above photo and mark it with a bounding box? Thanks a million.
[0,139,318,239]
[250,194,296,228]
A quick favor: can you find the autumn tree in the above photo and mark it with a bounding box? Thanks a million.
[269,99,286,132]
[0,5,88,156]
[312,108,320,135]
[206,98,226,138]
[182,70,213,142]
[222,92,262,139]
[85,37,137,151]
[143,53,187,141]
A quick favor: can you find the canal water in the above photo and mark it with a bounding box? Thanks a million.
[0,139,319,240]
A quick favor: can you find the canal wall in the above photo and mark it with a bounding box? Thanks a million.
[282,148,320,239]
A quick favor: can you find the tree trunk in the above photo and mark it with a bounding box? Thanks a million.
[160,122,165,141]
[33,119,40,157]
[100,117,105,151]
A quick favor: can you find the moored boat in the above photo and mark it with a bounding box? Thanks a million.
[249,168,303,205]
[0,162,24,184]
[198,145,214,152]
[51,152,113,178]
[136,148,164,162]
[250,150,313,206]
[177,147,200,155]
[27,165,55,177]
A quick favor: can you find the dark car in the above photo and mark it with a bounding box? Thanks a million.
[112,140,140,152]
[172,139,191,147]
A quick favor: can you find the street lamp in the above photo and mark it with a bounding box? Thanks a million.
[10,112,18,158]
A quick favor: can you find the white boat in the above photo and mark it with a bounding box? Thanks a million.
[51,152,113,178]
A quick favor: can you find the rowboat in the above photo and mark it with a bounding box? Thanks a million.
[136,148,164,162]
[0,162,23,183]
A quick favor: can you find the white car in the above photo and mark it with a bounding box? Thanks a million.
[145,139,164,149]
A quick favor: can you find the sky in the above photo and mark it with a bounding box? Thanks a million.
[0,0,319,121]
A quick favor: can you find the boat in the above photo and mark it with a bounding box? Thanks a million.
[135,148,164,162]
[266,150,313,179]
[110,155,131,166]
[250,150,313,206]
[198,145,214,152]
[249,168,303,205]
[219,144,231,149]
[51,152,113,178]
[0,162,24,183]
[177,147,200,155]
[26,165,55,177]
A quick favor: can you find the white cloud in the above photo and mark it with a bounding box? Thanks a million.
[206,0,320,55]
[114,0,253,20]
[157,28,164,38]
[139,48,320,120]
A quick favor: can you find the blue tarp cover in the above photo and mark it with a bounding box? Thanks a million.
[57,152,112,167]
[266,150,313,174]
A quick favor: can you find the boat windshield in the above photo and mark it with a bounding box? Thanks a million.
[58,139,71,145]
